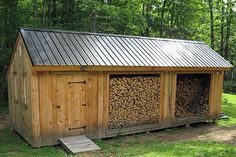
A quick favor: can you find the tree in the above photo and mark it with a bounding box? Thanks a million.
[208,0,215,49]
[220,0,225,56]
[224,0,233,60]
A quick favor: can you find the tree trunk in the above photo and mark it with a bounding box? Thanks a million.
[159,0,166,37]
[140,2,145,36]
[224,0,232,60]
[68,0,75,28]
[42,0,46,26]
[91,10,97,32]
[170,0,175,27]
[145,1,152,37]
[220,0,225,57]
[52,0,57,25]
[208,0,214,49]
[32,0,37,27]
[4,1,9,48]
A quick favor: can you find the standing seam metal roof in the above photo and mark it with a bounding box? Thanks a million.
[20,28,232,68]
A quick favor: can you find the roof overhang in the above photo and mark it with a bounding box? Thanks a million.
[32,65,231,72]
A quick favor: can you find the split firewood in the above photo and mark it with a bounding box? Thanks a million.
[175,76,210,117]
[108,75,161,130]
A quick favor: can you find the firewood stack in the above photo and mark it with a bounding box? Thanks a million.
[175,77,210,118]
[109,75,160,130]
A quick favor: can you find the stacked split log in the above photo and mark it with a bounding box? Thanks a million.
[109,75,160,130]
[175,77,210,117]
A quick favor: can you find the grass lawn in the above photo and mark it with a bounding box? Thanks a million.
[0,93,236,157]
[218,93,236,126]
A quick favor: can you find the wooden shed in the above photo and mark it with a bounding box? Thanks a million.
[7,28,232,147]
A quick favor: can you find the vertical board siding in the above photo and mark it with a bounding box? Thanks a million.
[97,72,109,138]
[34,72,94,146]
[31,72,41,146]
[170,73,177,122]
[209,72,216,117]
[97,72,105,137]
[8,34,33,145]
[85,73,93,137]
[209,72,223,119]
[215,72,224,118]
[160,72,176,126]
[91,72,98,138]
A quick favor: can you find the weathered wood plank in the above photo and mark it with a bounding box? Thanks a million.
[103,73,109,134]
[159,73,165,125]
[59,135,100,154]
[39,72,48,146]
[170,73,177,122]
[97,72,105,138]
[31,72,41,146]
[45,73,53,145]
[85,73,93,137]
[209,72,216,118]
[215,72,224,117]
[91,73,98,138]
[161,72,171,126]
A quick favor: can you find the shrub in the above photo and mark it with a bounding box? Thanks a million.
[223,81,236,94]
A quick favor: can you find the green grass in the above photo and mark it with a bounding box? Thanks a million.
[93,139,236,157]
[0,127,235,157]
[0,128,66,157]
[218,93,236,126]
[0,93,236,157]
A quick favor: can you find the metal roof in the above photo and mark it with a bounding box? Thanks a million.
[20,28,232,68]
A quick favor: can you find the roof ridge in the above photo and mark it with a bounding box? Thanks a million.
[20,27,204,44]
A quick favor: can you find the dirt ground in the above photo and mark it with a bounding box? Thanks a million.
[0,114,235,146]
[0,113,9,129]
[105,123,236,146]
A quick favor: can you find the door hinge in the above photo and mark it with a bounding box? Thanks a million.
[68,126,86,130]
[68,80,86,84]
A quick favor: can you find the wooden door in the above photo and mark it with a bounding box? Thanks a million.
[55,74,86,137]
[68,75,86,134]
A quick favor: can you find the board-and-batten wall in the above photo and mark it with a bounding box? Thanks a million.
[7,35,33,144]
[7,35,224,147]
[30,71,110,147]
[29,71,223,147]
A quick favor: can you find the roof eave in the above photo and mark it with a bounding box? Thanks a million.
[32,65,231,72]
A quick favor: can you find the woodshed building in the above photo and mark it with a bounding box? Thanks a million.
[7,28,232,147]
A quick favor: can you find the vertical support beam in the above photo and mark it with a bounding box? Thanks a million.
[209,72,224,120]
[92,72,98,138]
[31,72,41,147]
[103,73,109,134]
[159,72,165,125]
[170,73,177,122]
[86,73,93,137]
[160,72,177,127]
[97,72,105,138]
[209,72,216,117]
[215,72,224,117]
[160,72,171,126]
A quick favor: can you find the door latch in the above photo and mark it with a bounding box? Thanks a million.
[68,126,86,130]
[68,80,86,84]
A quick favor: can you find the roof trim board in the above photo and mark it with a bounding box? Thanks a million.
[32,65,231,72]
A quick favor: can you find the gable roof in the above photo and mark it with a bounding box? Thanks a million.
[20,28,232,68]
